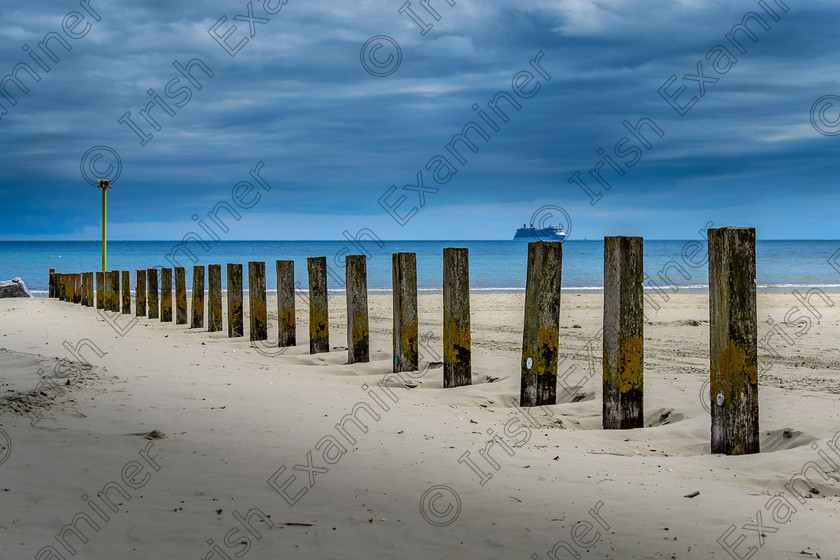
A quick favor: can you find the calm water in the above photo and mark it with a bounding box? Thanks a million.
[3,240,840,294]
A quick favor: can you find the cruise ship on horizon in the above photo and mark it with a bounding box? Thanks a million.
[514,224,567,241]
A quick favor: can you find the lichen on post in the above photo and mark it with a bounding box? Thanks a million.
[520,241,562,407]
[160,268,173,322]
[602,236,644,429]
[392,252,418,373]
[208,264,222,332]
[227,263,243,337]
[96,271,104,309]
[307,257,329,354]
[121,271,131,314]
[708,226,758,455]
[248,261,267,341]
[147,269,159,319]
[136,270,147,316]
[192,266,204,328]
[175,267,187,325]
[276,260,296,347]
[443,247,471,388]
[345,254,370,364]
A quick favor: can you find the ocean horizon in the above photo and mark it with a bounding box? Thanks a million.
[5,239,840,294]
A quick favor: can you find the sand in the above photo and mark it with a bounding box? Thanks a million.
[1,290,839,559]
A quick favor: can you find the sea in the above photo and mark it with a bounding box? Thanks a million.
[3,240,840,295]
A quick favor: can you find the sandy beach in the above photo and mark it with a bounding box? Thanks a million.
[1,289,839,559]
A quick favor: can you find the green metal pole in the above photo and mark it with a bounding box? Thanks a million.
[102,186,107,272]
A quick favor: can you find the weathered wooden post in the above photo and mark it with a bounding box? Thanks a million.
[58,274,66,301]
[83,273,89,306]
[603,236,644,429]
[208,264,222,332]
[147,269,159,319]
[248,262,267,341]
[276,260,296,347]
[136,270,147,316]
[520,241,562,407]
[308,257,330,354]
[175,267,187,325]
[192,266,204,328]
[345,255,370,363]
[392,252,418,372]
[95,271,104,309]
[103,271,112,310]
[708,227,759,455]
[121,271,131,314]
[110,270,121,312]
[227,263,243,337]
[49,268,56,298]
[160,268,173,322]
[72,274,81,304]
[80,273,88,306]
[444,248,471,387]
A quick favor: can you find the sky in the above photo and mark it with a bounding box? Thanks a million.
[0,0,837,240]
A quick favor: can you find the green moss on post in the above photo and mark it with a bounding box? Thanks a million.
[603,236,644,429]
[520,241,562,407]
[277,260,296,347]
[121,271,131,314]
[227,264,243,337]
[175,267,187,325]
[136,270,147,316]
[392,252,418,373]
[444,247,471,388]
[708,227,759,455]
[147,269,159,319]
[308,257,329,354]
[208,264,222,332]
[96,272,104,309]
[192,266,204,328]
[345,255,370,364]
[249,261,267,341]
[160,268,173,322]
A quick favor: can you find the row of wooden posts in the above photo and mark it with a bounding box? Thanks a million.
[47,227,759,455]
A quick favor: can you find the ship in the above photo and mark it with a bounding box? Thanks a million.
[514,224,567,241]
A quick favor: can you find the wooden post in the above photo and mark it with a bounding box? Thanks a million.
[708,227,759,455]
[208,264,222,332]
[49,268,56,298]
[307,256,329,354]
[444,247,471,387]
[96,271,104,309]
[520,241,562,407]
[175,267,187,325]
[136,270,147,316]
[276,260,296,347]
[248,262,267,341]
[121,271,131,314]
[110,270,121,312]
[72,274,81,304]
[147,269,159,319]
[86,272,94,307]
[192,266,204,328]
[392,252,418,372]
[227,263,243,337]
[345,255,369,363]
[160,268,173,322]
[603,236,644,429]
[58,274,65,301]
[80,273,87,306]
